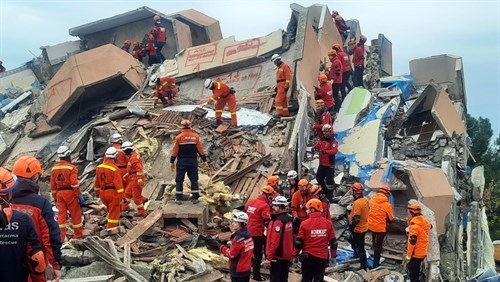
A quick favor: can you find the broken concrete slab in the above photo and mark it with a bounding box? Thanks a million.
[334,87,372,132]
[63,261,113,279]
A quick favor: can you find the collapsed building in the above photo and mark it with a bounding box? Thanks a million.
[0,3,497,282]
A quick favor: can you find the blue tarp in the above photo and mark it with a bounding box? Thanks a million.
[380,75,414,101]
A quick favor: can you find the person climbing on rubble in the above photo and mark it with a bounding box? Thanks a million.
[267,175,280,195]
[263,196,294,282]
[11,155,62,282]
[310,185,331,220]
[352,35,367,87]
[132,40,145,62]
[333,43,353,99]
[154,76,177,107]
[405,203,432,282]
[348,182,369,270]
[368,185,394,268]
[334,15,349,40]
[314,74,334,114]
[220,211,254,282]
[121,141,148,217]
[170,119,209,204]
[328,50,343,113]
[295,198,338,281]
[94,147,124,228]
[108,133,129,188]
[245,186,273,281]
[284,170,298,199]
[152,15,167,62]
[145,33,159,66]
[0,167,47,281]
[313,124,338,201]
[121,39,131,53]
[0,60,6,73]
[271,54,291,117]
[313,99,333,137]
[200,79,238,126]
[291,179,314,235]
[50,146,84,241]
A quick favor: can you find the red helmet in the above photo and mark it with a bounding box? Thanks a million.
[13,156,43,179]
[306,199,323,212]
[153,15,161,21]
[309,185,322,195]
[352,182,364,193]
[124,39,131,45]
[328,49,336,56]
[267,175,279,187]
[148,34,155,41]
[335,15,343,21]
[133,40,140,47]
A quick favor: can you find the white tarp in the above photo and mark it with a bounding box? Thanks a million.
[164,105,272,126]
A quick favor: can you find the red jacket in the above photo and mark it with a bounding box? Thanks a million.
[314,82,334,109]
[220,226,253,277]
[329,56,343,84]
[338,50,351,72]
[353,44,365,67]
[313,135,338,167]
[313,109,333,136]
[153,25,167,43]
[156,76,177,98]
[133,47,144,60]
[245,194,271,237]
[127,151,145,183]
[297,212,337,259]
[146,42,156,56]
[266,212,294,261]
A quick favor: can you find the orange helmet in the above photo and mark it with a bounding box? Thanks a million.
[328,49,336,56]
[335,15,343,21]
[13,156,43,179]
[379,185,391,195]
[309,184,322,195]
[180,119,192,129]
[153,15,161,21]
[408,203,422,213]
[267,175,279,187]
[124,39,131,45]
[319,74,328,83]
[0,167,17,195]
[148,34,155,41]
[316,99,325,107]
[262,185,275,195]
[333,43,342,51]
[298,179,309,190]
[352,182,364,193]
[133,40,140,47]
[306,199,323,212]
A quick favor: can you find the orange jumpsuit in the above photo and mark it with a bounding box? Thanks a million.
[122,151,146,215]
[105,143,128,187]
[94,160,124,228]
[290,191,314,222]
[275,61,291,116]
[50,160,83,240]
[206,81,237,126]
[155,76,177,106]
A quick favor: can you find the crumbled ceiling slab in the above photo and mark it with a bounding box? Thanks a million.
[164,105,272,126]
[41,40,81,66]
[0,67,38,93]
[334,87,372,132]
[43,44,145,124]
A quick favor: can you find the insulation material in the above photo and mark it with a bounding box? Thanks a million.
[188,247,228,269]
[334,87,372,132]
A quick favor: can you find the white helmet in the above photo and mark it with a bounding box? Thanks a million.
[105,147,118,159]
[110,133,123,143]
[57,146,71,158]
[272,196,288,206]
[271,54,281,62]
[287,170,298,179]
[121,141,134,151]
[232,212,249,224]
[204,79,214,89]
[322,123,333,133]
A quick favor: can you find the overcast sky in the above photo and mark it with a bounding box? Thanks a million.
[1,0,499,137]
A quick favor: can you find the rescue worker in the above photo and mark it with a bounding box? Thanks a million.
[349,182,369,270]
[314,74,334,113]
[200,79,238,126]
[0,60,6,73]
[109,133,129,188]
[50,146,84,241]
[0,167,46,281]
[368,185,394,268]
[11,155,62,282]
[309,185,331,220]
[263,196,293,282]
[146,33,159,66]
[313,99,333,137]
[313,124,338,201]
[271,54,291,117]
[352,35,367,87]
[267,175,280,194]
[152,15,167,62]
[170,120,209,204]
[121,141,147,216]
[219,212,254,282]
[132,40,145,62]
[154,76,178,107]
[295,199,338,281]
[245,186,273,281]
[347,38,357,55]
[94,147,124,228]
[405,203,432,282]
[333,43,353,99]
[334,15,349,40]
[291,179,314,234]
[284,170,298,199]
[121,39,131,53]
[328,49,343,112]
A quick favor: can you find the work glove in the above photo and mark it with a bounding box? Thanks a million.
[284,86,289,92]
[199,102,208,108]
[201,162,209,170]
[78,195,85,205]
[170,163,175,171]
[123,173,129,181]
[298,253,309,263]
[137,179,144,187]
[404,255,411,263]
[346,204,352,211]
[336,70,341,76]
[293,216,298,223]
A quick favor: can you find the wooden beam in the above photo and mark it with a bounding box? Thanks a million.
[223,154,271,185]
[211,159,234,181]
[123,242,131,268]
[115,208,163,247]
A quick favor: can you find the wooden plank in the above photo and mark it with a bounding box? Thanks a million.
[227,131,245,139]
[115,208,163,247]
[190,270,224,282]
[233,178,245,194]
[175,244,196,261]
[229,158,241,172]
[223,154,271,185]
[211,159,234,181]
[181,219,198,232]
[123,242,131,268]
[239,157,251,170]
[62,275,115,282]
